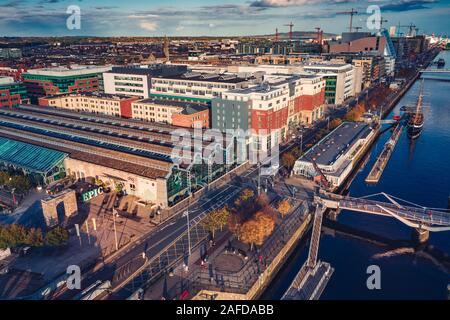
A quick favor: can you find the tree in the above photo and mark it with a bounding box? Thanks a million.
[329,118,343,130]
[26,228,44,247]
[239,219,261,251]
[239,212,275,250]
[281,153,296,170]
[200,207,230,239]
[277,199,292,218]
[45,227,69,247]
[234,188,254,208]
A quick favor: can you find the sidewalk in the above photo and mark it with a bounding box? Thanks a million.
[143,229,232,300]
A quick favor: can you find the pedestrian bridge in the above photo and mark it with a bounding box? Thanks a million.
[316,191,450,232]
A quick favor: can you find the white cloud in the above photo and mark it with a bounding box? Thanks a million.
[140,21,158,31]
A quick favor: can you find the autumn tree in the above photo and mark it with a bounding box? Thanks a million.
[277,199,292,219]
[329,118,343,130]
[200,207,230,238]
[234,188,255,208]
[239,212,275,250]
[26,228,44,247]
[281,153,297,170]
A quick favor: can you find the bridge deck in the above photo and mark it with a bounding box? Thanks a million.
[322,192,450,231]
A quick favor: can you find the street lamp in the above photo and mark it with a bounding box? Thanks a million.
[112,209,119,251]
[182,209,192,256]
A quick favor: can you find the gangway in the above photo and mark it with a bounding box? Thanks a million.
[282,204,334,300]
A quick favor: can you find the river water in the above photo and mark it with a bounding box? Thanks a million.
[270,51,450,300]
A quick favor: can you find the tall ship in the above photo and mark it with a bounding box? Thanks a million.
[407,81,425,140]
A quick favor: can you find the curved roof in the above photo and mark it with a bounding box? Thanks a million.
[0,137,67,174]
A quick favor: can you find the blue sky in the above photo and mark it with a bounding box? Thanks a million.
[0,0,449,37]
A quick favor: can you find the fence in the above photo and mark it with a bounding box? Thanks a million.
[168,201,311,300]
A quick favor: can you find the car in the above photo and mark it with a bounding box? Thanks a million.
[102,195,110,205]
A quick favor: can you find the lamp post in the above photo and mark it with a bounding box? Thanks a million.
[112,209,119,251]
[182,209,191,256]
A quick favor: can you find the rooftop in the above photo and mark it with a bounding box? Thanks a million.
[303,63,352,71]
[0,76,15,86]
[0,137,67,174]
[107,64,187,76]
[155,72,251,84]
[302,122,371,166]
[44,91,137,101]
[136,97,209,110]
[24,65,112,77]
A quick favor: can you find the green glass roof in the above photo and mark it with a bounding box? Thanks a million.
[0,137,67,174]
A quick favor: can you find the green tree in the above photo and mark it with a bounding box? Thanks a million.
[45,227,69,247]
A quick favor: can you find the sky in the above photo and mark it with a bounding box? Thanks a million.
[0,0,449,37]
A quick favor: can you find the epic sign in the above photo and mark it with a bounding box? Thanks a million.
[81,187,104,202]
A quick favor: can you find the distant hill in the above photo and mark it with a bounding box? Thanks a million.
[253,31,337,39]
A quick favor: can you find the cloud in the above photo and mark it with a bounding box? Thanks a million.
[140,21,158,31]
[380,0,439,12]
[250,0,353,8]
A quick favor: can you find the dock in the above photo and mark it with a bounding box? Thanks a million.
[365,122,404,184]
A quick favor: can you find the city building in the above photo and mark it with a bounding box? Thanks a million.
[0,67,26,82]
[131,98,210,128]
[212,74,325,153]
[293,122,376,188]
[303,63,355,105]
[391,35,429,61]
[103,64,188,99]
[38,92,139,118]
[0,48,22,59]
[151,72,253,103]
[0,76,28,108]
[327,33,387,55]
[22,65,112,102]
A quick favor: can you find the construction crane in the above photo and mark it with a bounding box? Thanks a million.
[396,23,417,37]
[305,155,331,190]
[378,17,388,30]
[315,27,323,44]
[284,22,294,42]
[338,8,358,33]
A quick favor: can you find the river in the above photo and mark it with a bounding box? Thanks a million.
[267,51,450,300]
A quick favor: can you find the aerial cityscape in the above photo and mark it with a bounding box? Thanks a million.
[0,0,449,307]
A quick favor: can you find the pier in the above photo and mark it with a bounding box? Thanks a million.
[365,122,404,184]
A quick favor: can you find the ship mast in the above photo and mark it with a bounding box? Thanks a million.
[415,79,424,115]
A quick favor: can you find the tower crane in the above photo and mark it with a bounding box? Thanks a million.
[338,8,358,33]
